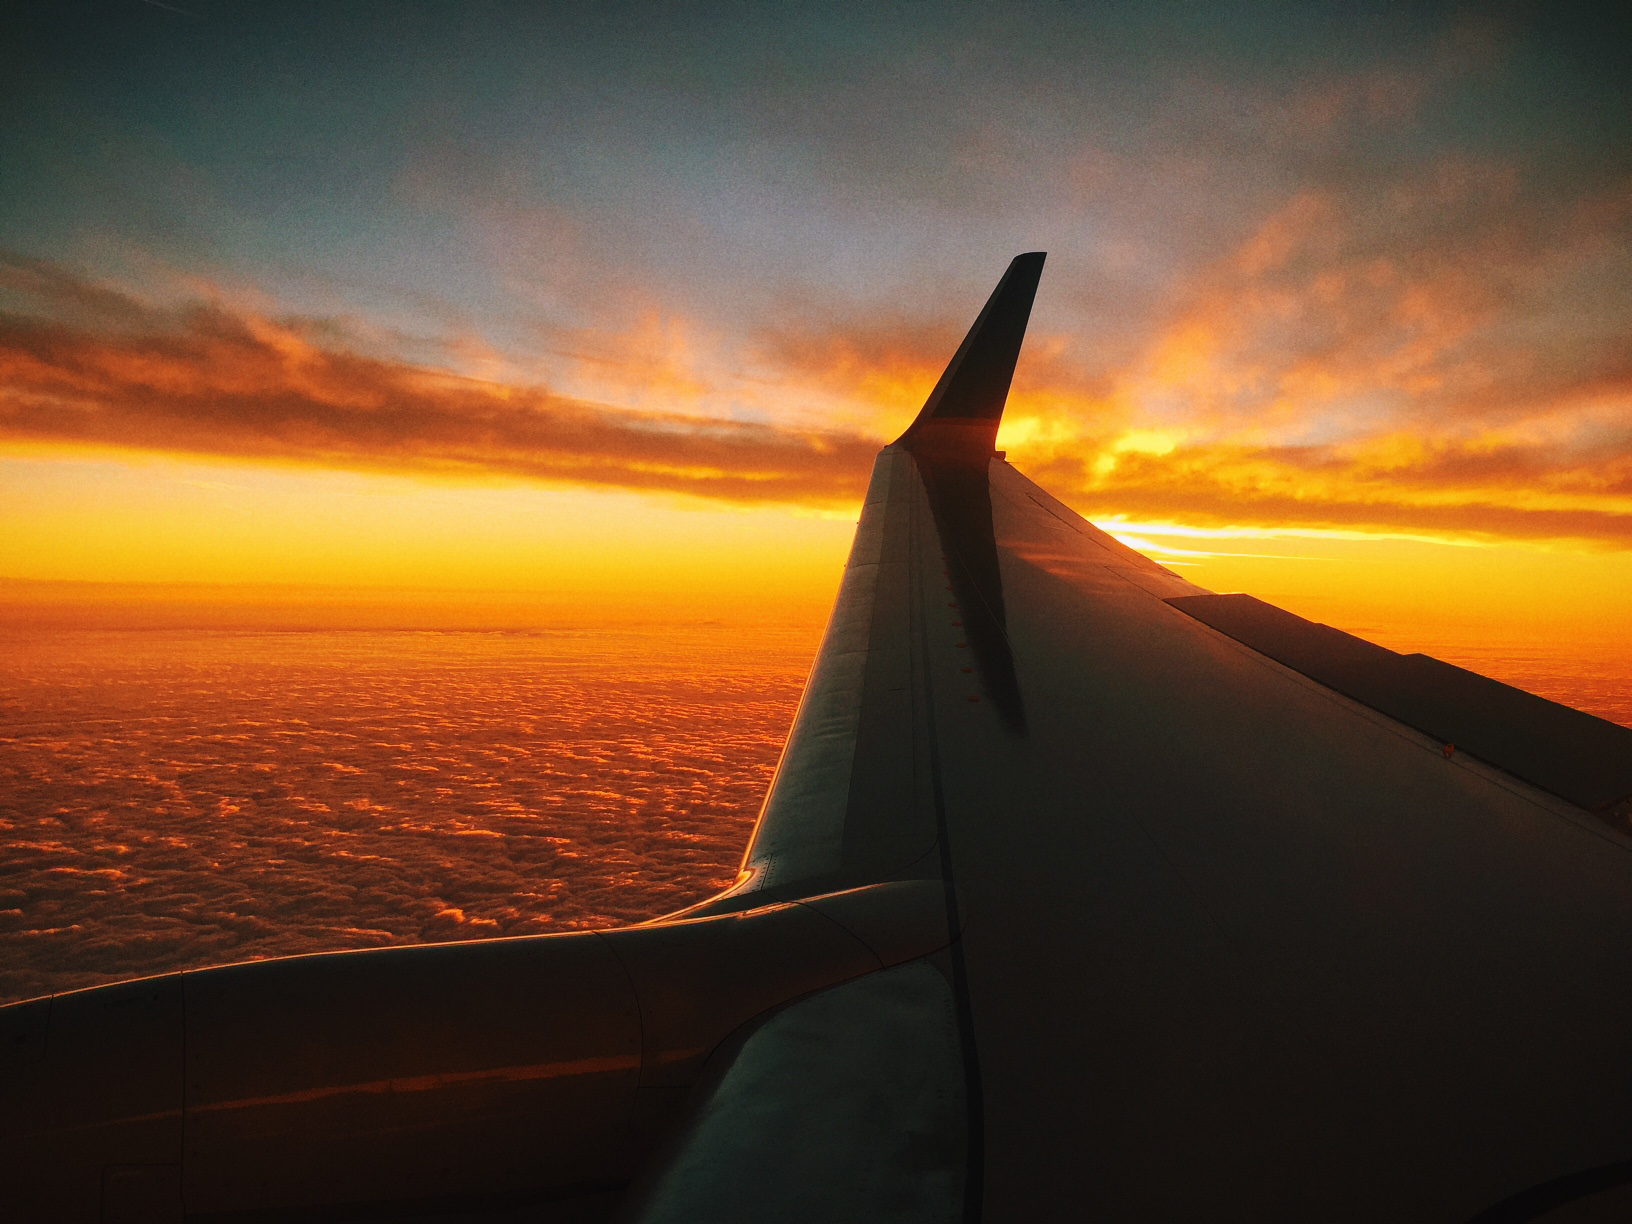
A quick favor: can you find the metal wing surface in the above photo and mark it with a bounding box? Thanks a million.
[636,254,1632,1223]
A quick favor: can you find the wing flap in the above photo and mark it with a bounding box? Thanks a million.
[1169,591,1632,815]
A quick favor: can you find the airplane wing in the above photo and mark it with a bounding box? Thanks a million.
[8,255,1632,1224]
[631,254,1632,1223]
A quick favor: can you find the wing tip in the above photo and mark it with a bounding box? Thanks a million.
[896,252,1047,455]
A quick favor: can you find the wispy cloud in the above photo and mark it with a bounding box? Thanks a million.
[994,158,1632,547]
[0,255,878,504]
[6,142,1632,555]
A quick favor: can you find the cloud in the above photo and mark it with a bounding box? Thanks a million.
[1032,442,1632,546]
[991,157,1632,547]
[0,626,802,1002]
[6,156,1632,554]
[0,254,880,505]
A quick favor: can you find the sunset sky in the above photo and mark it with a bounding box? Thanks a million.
[3,1,1629,645]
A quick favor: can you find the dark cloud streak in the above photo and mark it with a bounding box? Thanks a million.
[0,256,879,504]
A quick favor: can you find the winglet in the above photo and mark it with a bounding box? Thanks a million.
[895,251,1046,459]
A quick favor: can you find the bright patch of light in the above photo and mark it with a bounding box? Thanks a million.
[1090,517,1491,549]
[1110,533,1329,561]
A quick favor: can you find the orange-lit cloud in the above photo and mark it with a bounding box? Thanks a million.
[1032,445,1632,546]
[0,255,877,505]
[1001,164,1632,547]
[0,623,801,1001]
[6,169,1632,553]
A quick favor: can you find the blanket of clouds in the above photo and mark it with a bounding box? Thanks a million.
[2,1,1628,545]
[0,625,811,1003]
[3,618,1628,1004]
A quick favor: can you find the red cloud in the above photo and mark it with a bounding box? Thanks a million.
[987,161,1632,547]
[5,225,1631,548]
[0,255,879,505]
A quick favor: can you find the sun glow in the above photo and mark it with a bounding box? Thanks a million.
[0,451,855,627]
